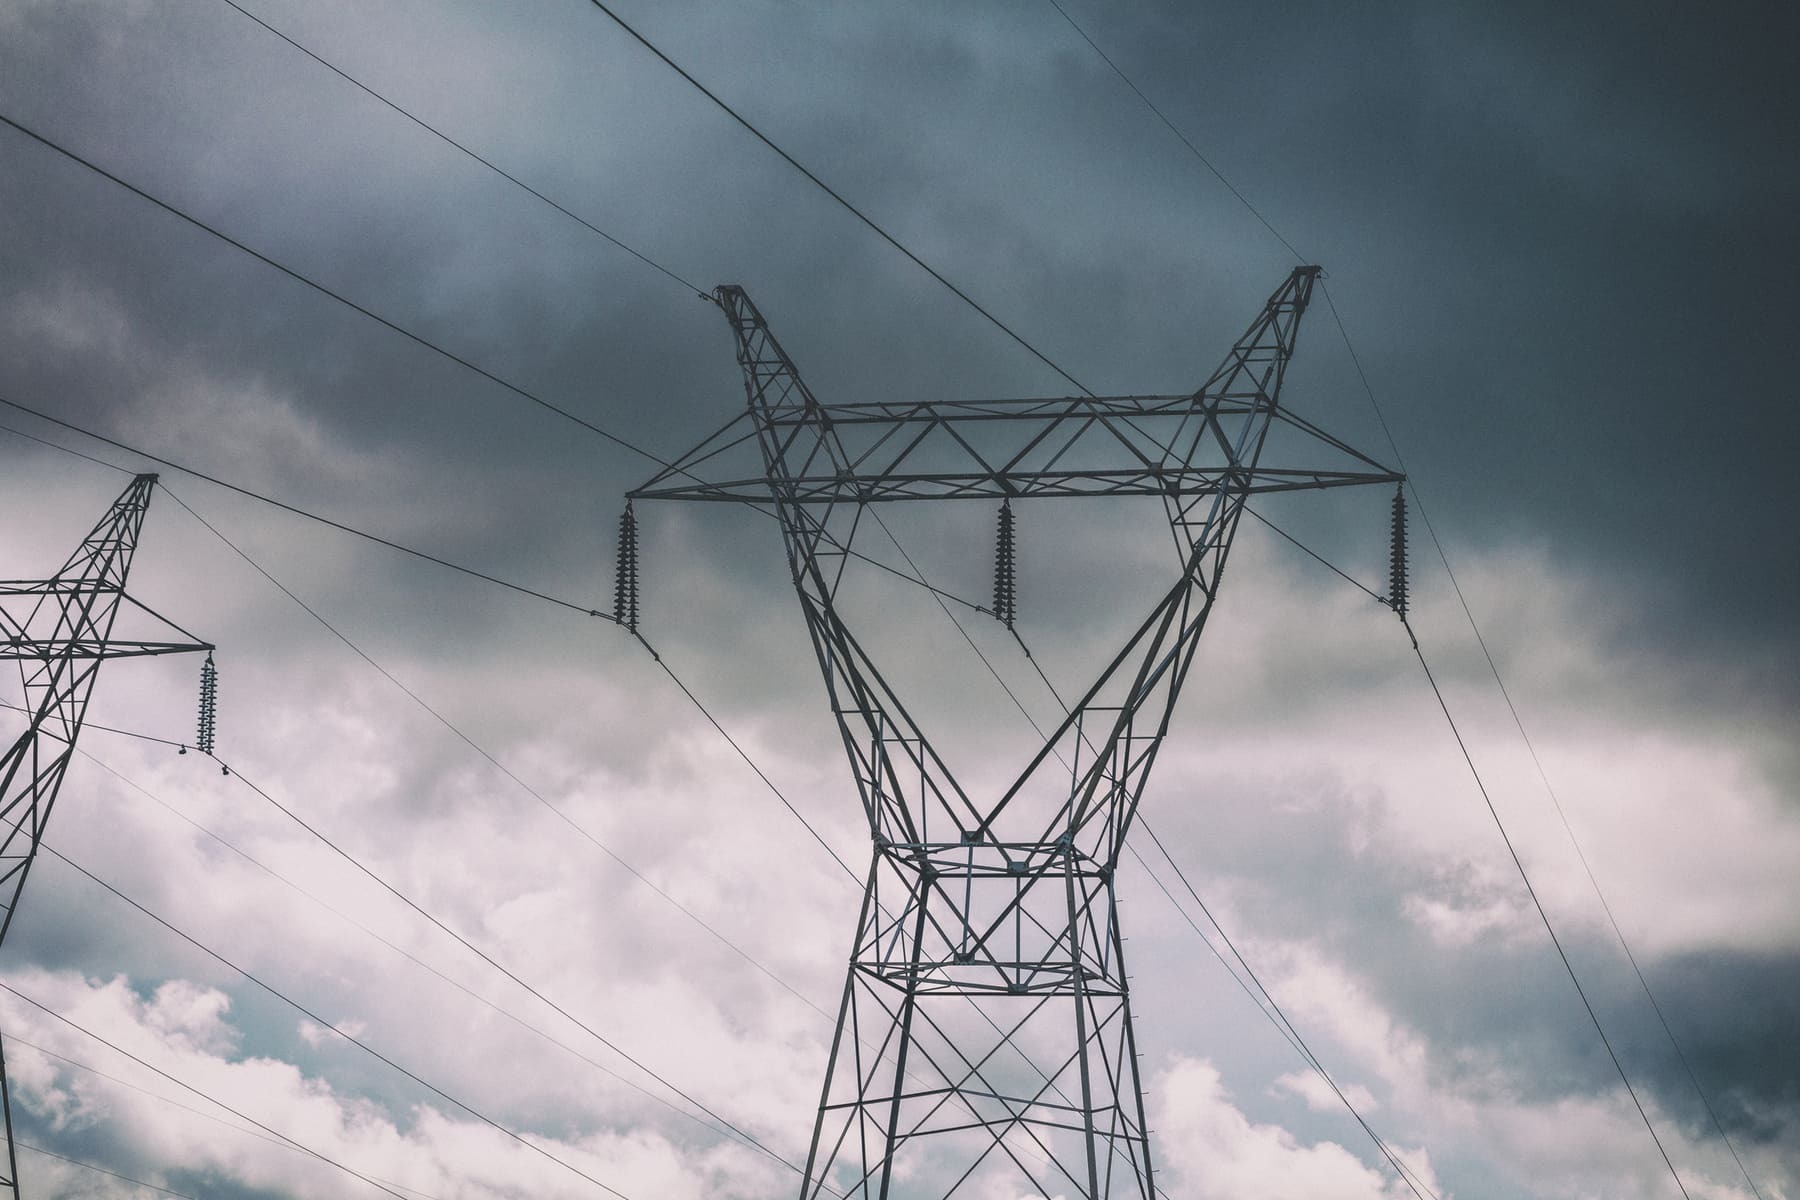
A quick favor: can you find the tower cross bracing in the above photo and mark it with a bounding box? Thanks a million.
[632,266,1402,1199]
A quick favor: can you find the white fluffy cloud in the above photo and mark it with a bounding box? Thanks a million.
[1,969,792,1199]
[1154,1057,1434,1200]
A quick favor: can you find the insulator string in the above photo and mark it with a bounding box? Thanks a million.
[993,499,1017,630]
[1388,483,1409,622]
[196,653,218,759]
[613,502,640,634]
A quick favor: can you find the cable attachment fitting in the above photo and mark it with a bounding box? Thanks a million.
[196,652,218,757]
[614,500,640,634]
[1387,484,1409,621]
[993,499,1017,630]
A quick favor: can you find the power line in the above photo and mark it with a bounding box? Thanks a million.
[194,754,812,1182]
[0,397,615,621]
[15,1140,201,1200]
[583,0,1096,397]
[41,844,642,1200]
[0,983,410,1199]
[1,100,1003,626]
[0,371,969,939]
[6,1030,297,1158]
[0,94,985,621]
[0,416,904,1116]
[1405,635,1691,1197]
[1317,288,1765,1200]
[0,697,188,751]
[645,654,862,886]
[1041,0,1308,264]
[70,744,779,1155]
[1,23,1050,623]
[47,593,1038,1187]
[162,484,838,1025]
[0,109,669,469]
[9,1030,446,1200]
[1321,271,1704,1199]
[1243,504,1386,604]
[57,468,1008,1182]
[0,418,134,477]
[1134,821,1441,1200]
[11,459,875,1171]
[0,393,992,625]
[158,479,924,1160]
[21,534,957,1189]
[1247,482,1695,1197]
[215,0,710,300]
[0,406,976,921]
[1032,8,1742,1192]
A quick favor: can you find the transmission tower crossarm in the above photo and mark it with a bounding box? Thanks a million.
[631,274,1397,508]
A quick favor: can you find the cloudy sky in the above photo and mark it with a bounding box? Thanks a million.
[1,0,1796,1196]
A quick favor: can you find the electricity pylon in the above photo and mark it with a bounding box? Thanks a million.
[632,266,1401,1198]
[0,474,212,1195]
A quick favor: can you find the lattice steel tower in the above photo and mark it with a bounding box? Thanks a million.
[0,474,212,1195]
[632,267,1401,1198]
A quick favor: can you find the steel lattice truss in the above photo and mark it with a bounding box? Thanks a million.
[0,475,211,1196]
[632,266,1402,1199]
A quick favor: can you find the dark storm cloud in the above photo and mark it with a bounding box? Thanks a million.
[1043,0,1800,674]
[1637,948,1800,1142]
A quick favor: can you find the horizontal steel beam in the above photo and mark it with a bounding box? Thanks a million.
[633,465,1401,503]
